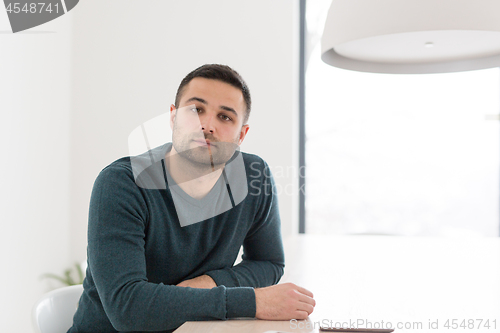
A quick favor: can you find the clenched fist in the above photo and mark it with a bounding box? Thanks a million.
[255,283,315,320]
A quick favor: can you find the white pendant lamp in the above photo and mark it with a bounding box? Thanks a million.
[321,0,500,74]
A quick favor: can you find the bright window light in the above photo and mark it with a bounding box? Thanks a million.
[305,1,500,236]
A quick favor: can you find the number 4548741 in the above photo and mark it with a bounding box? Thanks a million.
[444,319,497,330]
[6,3,60,14]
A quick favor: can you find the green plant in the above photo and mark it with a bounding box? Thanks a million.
[41,262,85,286]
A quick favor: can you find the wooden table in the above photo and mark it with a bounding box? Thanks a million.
[175,235,500,333]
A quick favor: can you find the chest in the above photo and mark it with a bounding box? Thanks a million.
[141,191,254,284]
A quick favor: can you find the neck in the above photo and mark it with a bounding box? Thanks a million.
[165,146,224,199]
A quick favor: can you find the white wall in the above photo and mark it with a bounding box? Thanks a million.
[0,11,73,333]
[0,1,298,331]
[69,0,300,262]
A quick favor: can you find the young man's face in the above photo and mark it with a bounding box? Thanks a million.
[170,77,250,166]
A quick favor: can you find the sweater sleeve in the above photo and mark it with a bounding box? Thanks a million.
[205,159,285,288]
[87,164,255,332]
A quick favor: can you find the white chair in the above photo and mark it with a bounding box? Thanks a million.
[32,284,83,333]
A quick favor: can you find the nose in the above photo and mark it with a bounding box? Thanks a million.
[199,113,215,133]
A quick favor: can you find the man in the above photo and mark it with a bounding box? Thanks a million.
[68,64,315,333]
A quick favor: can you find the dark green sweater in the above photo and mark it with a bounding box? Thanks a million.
[68,144,285,332]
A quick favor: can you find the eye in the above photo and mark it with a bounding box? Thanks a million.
[190,107,202,113]
[219,114,232,122]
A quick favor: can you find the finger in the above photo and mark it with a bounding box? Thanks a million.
[295,285,314,298]
[297,292,316,307]
[296,301,315,315]
[293,310,310,320]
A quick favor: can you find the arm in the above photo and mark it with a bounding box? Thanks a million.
[204,158,285,288]
[176,278,316,320]
[87,164,254,332]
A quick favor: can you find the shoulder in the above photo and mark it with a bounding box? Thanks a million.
[241,152,270,177]
[91,157,141,194]
[98,157,134,180]
[240,152,276,198]
[241,151,266,164]
[95,143,170,191]
[90,157,151,215]
[105,156,133,171]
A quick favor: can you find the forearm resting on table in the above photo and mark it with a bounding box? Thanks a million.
[178,276,315,321]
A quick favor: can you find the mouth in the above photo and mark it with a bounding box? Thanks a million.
[193,139,214,147]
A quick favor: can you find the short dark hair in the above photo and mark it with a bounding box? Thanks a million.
[175,64,252,124]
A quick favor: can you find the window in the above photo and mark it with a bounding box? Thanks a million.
[303,0,500,236]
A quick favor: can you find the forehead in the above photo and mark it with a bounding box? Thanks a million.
[179,78,246,113]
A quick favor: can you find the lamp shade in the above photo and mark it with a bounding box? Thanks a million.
[321,0,500,74]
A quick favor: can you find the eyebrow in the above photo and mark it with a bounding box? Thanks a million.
[185,97,239,118]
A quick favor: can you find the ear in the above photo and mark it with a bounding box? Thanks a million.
[169,104,176,130]
[237,124,250,146]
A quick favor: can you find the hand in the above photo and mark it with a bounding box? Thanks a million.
[254,282,315,320]
[176,275,217,289]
